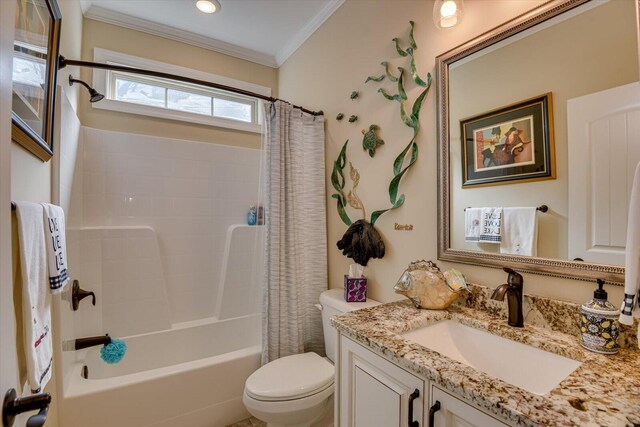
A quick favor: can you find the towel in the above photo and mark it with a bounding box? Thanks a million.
[479,207,502,244]
[15,202,53,393]
[620,162,640,327]
[41,203,70,293]
[464,208,482,242]
[500,207,538,256]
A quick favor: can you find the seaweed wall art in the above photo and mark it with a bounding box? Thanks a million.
[332,21,432,266]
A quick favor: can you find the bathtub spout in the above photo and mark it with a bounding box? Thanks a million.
[75,335,111,350]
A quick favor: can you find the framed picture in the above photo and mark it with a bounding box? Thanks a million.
[460,93,555,187]
[11,0,62,162]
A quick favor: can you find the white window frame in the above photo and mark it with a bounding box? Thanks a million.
[91,48,269,133]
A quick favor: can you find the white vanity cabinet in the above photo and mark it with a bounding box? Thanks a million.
[337,335,509,427]
[339,335,425,427]
[429,385,508,427]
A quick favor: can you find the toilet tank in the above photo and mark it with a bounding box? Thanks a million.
[319,289,380,362]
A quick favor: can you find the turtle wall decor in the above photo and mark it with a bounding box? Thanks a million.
[362,124,384,157]
[331,20,432,266]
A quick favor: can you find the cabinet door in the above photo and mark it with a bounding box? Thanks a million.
[429,385,508,427]
[339,335,425,427]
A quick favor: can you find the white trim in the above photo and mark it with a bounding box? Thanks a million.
[91,48,267,133]
[93,48,272,97]
[274,0,345,66]
[83,6,278,68]
[82,1,346,69]
[0,0,18,393]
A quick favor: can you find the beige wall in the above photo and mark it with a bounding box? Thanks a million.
[58,0,84,112]
[449,0,638,259]
[278,0,633,305]
[79,18,279,148]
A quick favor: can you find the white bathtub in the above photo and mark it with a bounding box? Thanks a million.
[58,314,261,427]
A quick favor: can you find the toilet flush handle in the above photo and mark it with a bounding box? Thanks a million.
[314,304,323,311]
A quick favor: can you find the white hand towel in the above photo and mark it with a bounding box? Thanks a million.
[620,162,640,326]
[500,207,538,256]
[465,208,482,242]
[41,203,70,294]
[15,202,53,393]
[479,207,502,244]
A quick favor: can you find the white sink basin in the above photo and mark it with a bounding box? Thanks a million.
[401,320,581,395]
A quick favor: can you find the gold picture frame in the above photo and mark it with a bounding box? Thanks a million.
[460,93,556,188]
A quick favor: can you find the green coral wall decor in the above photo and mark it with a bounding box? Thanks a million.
[331,21,432,265]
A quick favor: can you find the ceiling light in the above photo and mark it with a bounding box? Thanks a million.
[196,0,220,14]
[433,0,464,29]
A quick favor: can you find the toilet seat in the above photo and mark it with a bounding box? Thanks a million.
[245,352,334,401]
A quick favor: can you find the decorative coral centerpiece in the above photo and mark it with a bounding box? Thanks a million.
[394,260,467,309]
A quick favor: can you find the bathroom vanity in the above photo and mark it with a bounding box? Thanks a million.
[331,285,640,427]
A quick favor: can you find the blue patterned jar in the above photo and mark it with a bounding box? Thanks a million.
[580,280,620,354]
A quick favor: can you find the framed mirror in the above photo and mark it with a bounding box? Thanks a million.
[11,0,62,162]
[437,0,640,283]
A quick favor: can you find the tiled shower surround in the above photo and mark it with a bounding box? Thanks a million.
[73,127,262,325]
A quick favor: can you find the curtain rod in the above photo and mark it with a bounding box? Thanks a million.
[58,56,324,117]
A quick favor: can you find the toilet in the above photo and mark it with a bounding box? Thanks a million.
[243,289,380,427]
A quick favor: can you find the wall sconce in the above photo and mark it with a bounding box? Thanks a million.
[433,0,464,29]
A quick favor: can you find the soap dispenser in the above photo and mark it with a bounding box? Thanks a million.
[580,279,620,354]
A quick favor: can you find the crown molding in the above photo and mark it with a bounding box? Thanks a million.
[274,0,345,66]
[83,6,279,68]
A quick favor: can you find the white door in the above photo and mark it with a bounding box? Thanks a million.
[568,82,640,264]
[430,386,507,427]
[0,0,19,401]
[340,335,424,427]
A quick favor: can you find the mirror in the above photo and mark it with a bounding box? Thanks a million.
[437,0,640,283]
[11,0,62,162]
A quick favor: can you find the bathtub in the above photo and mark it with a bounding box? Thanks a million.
[58,314,261,427]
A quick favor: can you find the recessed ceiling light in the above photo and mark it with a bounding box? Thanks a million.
[196,0,220,14]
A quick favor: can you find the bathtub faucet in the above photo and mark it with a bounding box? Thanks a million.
[75,334,111,350]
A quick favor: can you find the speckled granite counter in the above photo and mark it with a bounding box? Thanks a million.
[331,285,640,427]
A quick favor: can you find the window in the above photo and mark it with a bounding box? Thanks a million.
[109,71,258,124]
[92,49,270,133]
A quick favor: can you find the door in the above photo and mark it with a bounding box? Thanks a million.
[339,335,424,427]
[0,0,19,399]
[568,82,640,264]
[429,386,507,427]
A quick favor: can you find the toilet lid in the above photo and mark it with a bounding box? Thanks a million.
[245,352,334,401]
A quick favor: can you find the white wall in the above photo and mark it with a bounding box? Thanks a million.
[76,128,261,323]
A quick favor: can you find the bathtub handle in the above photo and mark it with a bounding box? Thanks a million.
[26,406,48,427]
[2,388,51,427]
[72,280,96,311]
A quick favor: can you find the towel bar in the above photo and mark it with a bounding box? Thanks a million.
[464,205,548,213]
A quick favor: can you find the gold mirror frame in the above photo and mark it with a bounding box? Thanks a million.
[436,0,640,284]
[11,0,62,162]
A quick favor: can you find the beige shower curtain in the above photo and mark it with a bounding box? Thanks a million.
[262,101,327,364]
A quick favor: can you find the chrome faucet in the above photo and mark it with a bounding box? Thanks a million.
[491,267,524,327]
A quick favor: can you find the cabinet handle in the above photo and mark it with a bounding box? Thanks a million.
[408,389,420,427]
[428,400,441,427]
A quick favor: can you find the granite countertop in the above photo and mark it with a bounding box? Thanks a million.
[331,288,640,427]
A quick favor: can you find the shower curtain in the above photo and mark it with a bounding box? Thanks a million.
[262,101,327,364]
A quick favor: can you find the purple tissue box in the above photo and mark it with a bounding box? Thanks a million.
[344,275,367,302]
